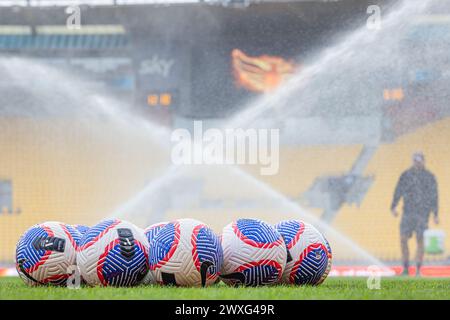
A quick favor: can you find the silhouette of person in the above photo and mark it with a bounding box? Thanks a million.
[391,152,439,276]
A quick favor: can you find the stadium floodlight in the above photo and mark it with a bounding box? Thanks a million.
[29,0,114,6]
[0,25,32,35]
[0,0,203,6]
[117,0,200,4]
[220,0,251,8]
[0,0,28,6]
[0,0,342,6]
[200,0,251,8]
[412,14,450,25]
[35,24,126,34]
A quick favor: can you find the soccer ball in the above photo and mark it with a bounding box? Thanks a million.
[15,221,81,286]
[274,220,332,285]
[77,219,149,287]
[72,224,90,235]
[149,218,222,287]
[221,218,287,286]
[141,221,167,285]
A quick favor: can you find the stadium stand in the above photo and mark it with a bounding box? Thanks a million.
[0,118,167,262]
[152,118,450,263]
[1,117,449,263]
[247,118,450,263]
[341,118,450,263]
[0,25,128,50]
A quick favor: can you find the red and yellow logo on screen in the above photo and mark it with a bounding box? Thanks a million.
[232,49,297,93]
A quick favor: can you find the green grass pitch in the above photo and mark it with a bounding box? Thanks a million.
[0,277,448,300]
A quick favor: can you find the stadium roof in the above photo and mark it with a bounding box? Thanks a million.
[0,0,339,7]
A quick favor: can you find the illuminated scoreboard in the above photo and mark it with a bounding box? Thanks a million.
[146,92,175,107]
[383,88,404,101]
[132,39,187,112]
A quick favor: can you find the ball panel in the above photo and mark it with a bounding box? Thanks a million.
[149,221,180,271]
[275,220,332,286]
[275,220,305,249]
[97,239,149,286]
[142,222,167,285]
[235,260,283,286]
[61,224,82,250]
[233,219,284,248]
[289,243,329,285]
[144,222,167,244]
[221,219,287,287]
[78,219,121,251]
[316,237,333,285]
[72,225,90,235]
[191,224,223,282]
[16,226,52,275]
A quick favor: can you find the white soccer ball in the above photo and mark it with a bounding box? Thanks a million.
[149,218,222,287]
[15,221,81,286]
[77,219,149,287]
[221,218,287,286]
[141,221,168,285]
[274,220,332,285]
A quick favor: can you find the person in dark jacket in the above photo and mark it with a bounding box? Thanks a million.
[391,152,439,276]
